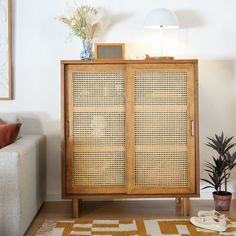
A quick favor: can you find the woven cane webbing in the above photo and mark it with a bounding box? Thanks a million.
[72,71,124,107]
[73,112,125,146]
[135,152,188,186]
[73,152,125,186]
[135,112,187,145]
[135,71,187,105]
[134,70,189,187]
[71,71,125,188]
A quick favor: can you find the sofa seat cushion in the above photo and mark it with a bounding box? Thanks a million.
[0,123,21,149]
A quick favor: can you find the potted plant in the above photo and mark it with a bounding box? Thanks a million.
[201,133,236,211]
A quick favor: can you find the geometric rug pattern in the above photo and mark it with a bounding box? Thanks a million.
[36,218,236,236]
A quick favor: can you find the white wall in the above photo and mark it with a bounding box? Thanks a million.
[1,0,236,200]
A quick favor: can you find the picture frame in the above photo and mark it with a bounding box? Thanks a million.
[0,0,12,100]
[95,43,125,60]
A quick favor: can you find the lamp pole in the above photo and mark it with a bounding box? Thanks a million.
[160,26,164,56]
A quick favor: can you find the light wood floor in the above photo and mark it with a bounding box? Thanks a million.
[25,200,236,235]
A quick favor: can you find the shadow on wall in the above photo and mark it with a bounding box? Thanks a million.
[199,60,236,194]
[0,112,44,134]
[175,9,205,28]
[21,116,44,135]
[3,112,60,137]
[94,10,135,40]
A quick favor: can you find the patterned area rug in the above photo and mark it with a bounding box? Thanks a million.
[36,218,236,236]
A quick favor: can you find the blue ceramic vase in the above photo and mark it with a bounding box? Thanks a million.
[80,40,93,60]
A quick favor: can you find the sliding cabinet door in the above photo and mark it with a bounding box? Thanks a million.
[127,64,196,194]
[65,64,127,194]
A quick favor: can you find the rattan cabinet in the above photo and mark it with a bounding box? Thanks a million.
[61,60,199,217]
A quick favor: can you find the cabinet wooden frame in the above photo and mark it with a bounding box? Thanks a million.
[61,59,199,216]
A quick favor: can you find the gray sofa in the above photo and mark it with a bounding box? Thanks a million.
[0,115,46,236]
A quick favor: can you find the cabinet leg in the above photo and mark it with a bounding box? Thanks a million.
[183,197,189,216]
[175,197,182,205]
[175,197,182,216]
[72,199,80,218]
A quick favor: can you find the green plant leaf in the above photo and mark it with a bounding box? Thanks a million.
[201,186,214,190]
[201,178,215,187]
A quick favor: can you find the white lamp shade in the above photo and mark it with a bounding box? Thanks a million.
[144,8,179,29]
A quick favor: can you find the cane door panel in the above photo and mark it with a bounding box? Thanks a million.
[127,64,196,194]
[66,65,127,194]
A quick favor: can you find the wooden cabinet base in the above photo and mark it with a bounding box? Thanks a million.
[71,198,190,218]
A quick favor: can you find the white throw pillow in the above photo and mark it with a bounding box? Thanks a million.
[0,114,22,139]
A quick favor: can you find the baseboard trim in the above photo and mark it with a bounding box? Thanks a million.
[46,193,64,201]
[47,192,236,201]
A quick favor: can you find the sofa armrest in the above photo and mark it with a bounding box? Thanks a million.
[0,135,46,236]
[0,135,43,153]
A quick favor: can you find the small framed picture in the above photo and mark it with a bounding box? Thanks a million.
[95,43,125,60]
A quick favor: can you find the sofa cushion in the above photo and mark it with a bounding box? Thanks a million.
[0,123,22,149]
[0,115,22,139]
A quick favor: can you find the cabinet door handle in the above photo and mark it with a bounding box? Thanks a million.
[191,120,194,136]
[66,121,70,138]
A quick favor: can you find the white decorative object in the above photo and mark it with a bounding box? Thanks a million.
[144,8,179,29]
[0,0,11,100]
[144,8,179,57]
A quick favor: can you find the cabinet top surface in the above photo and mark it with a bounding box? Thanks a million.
[61,59,198,65]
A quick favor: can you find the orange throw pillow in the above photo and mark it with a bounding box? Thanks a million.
[0,123,22,149]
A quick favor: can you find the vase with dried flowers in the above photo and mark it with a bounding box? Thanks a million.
[57,5,103,60]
